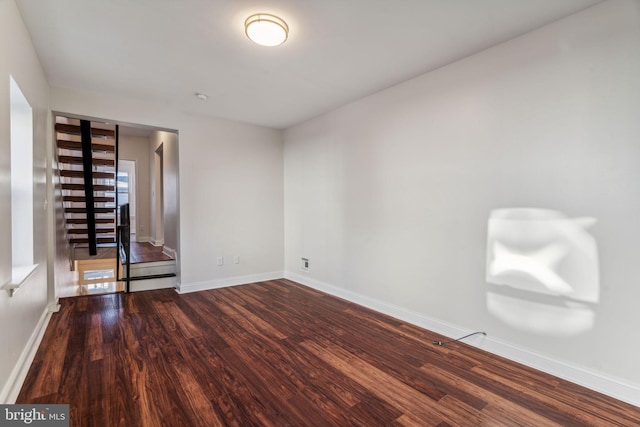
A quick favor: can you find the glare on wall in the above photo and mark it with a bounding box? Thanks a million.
[486,208,599,336]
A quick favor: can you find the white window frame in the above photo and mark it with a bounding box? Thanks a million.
[5,76,38,296]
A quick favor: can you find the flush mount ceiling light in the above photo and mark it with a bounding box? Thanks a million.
[245,13,288,47]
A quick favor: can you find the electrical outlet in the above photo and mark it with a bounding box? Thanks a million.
[234,256,240,264]
[217,257,224,266]
[301,257,309,272]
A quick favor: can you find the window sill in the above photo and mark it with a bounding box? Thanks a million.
[3,264,39,297]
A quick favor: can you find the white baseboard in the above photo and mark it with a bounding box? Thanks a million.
[284,271,640,408]
[136,235,149,243]
[177,271,284,294]
[162,246,176,259]
[149,238,164,247]
[0,306,53,404]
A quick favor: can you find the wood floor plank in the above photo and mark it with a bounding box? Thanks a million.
[301,338,480,425]
[27,326,69,398]
[420,363,562,427]
[16,280,640,426]
[472,364,636,426]
[213,290,288,341]
[86,312,104,362]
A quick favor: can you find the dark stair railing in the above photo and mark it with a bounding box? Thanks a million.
[117,203,131,293]
[80,119,97,255]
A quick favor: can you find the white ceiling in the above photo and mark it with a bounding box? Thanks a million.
[16,0,603,129]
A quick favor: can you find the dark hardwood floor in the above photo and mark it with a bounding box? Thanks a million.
[129,241,173,264]
[17,279,640,426]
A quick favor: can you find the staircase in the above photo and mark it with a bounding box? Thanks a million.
[56,116,177,294]
[56,117,118,254]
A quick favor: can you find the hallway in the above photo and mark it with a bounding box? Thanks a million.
[129,241,173,264]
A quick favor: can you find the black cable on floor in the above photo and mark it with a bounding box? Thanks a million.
[432,331,486,346]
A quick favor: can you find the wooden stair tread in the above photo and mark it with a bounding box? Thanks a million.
[65,207,116,214]
[66,218,114,224]
[60,170,114,179]
[57,139,115,153]
[70,237,116,244]
[63,196,115,203]
[55,123,115,138]
[67,228,116,235]
[62,184,114,192]
[58,155,115,167]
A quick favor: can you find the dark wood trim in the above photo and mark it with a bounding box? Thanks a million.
[17,280,640,426]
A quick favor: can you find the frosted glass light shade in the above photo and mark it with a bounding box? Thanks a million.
[245,14,288,46]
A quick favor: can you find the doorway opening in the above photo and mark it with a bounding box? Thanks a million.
[117,159,136,241]
[54,115,180,297]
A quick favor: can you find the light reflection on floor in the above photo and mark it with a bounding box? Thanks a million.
[58,279,124,298]
[80,281,124,296]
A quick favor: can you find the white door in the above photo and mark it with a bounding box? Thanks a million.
[118,159,137,241]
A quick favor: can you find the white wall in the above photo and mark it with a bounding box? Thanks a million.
[148,130,179,253]
[177,117,284,288]
[162,132,178,255]
[0,0,52,403]
[50,88,284,289]
[284,0,640,399]
[150,140,163,245]
[119,135,151,241]
[51,150,73,300]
